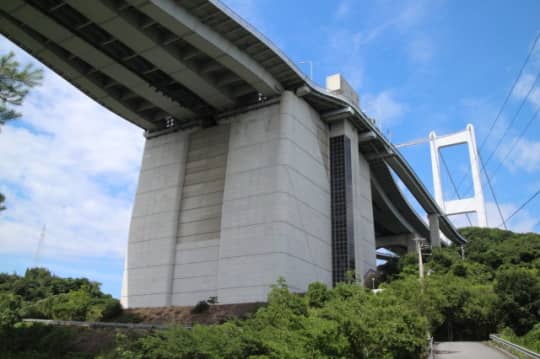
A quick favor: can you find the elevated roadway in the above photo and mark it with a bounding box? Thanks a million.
[0,0,465,246]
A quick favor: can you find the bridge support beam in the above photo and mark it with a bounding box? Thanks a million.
[376,234,417,255]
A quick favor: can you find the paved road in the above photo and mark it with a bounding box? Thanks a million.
[434,341,511,358]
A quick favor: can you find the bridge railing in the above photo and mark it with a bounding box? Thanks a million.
[490,334,540,358]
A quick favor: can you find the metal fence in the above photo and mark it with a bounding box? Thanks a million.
[490,334,540,359]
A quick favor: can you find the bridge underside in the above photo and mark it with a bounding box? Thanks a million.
[1,0,465,307]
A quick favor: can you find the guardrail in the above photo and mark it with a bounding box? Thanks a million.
[22,318,177,330]
[490,334,540,358]
[427,336,434,359]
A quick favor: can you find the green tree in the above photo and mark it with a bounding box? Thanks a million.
[0,293,22,329]
[0,51,42,125]
[0,51,43,212]
[495,267,540,335]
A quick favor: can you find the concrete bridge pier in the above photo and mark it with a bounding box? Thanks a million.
[429,213,441,248]
[121,91,378,308]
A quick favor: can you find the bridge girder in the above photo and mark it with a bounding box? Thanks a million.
[0,0,467,246]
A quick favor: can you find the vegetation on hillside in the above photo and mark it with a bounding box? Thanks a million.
[0,227,539,358]
[0,268,121,328]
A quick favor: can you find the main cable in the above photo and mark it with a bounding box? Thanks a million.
[488,106,540,181]
[478,32,540,153]
[482,71,540,169]
[459,69,540,196]
[439,151,473,226]
[479,152,507,229]
[456,32,540,191]
[498,188,540,228]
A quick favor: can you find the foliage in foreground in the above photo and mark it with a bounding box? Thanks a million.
[501,324,540,354]
[113,280,429,359]
[0,51,43,125]
[391,227,540,341]
[1,227,540,358]
[0,51,43,212]
[0,268,121,328]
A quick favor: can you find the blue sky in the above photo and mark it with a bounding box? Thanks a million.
[1,0,539,297]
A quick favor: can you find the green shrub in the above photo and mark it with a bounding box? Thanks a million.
[27,287,122,322]
[191,300,210,314]
[306,282,329,308]
[0,323,77,358]
[121,279,429,358]
[0,293,22,328]
[501,324,540,353]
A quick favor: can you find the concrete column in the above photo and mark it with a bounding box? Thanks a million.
[121,130,189,308]
[428,213,441,248]
[330,120,376,285]
[217,91,332,304]
[407,238,418,254]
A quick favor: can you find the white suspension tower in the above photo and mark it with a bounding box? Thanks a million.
[429,124,487,227]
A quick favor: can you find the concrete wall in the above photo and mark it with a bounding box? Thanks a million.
[122,91,375,307]
[217,91,332,303]
[121,130,189,308]
[172,125,229,306]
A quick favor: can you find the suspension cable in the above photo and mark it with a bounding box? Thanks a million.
[456,32,540,191]
[488,106,540,181]
[479,152,507,229]
[482,71,540,169]
[498,188,540,228]
[439,151,473,226]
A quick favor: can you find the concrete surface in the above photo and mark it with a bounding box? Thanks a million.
[435,341,511,359]
[122,91,379,307]
[121,130,189,308]
[217,91,333,304]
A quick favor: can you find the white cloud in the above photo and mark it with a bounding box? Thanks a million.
[362,91,407,129]
[512,72,540,110]
[334,0,352,19]
[496,136,540,173]
[394,0,430,31]
[0,38,144,261]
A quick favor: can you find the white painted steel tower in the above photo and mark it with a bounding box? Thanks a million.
[429,124,487,227]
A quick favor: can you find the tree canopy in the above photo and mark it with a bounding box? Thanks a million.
[0,51,43,213]
[0,268,121,329]
[0,51,42,125]
[1,228,540,358]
